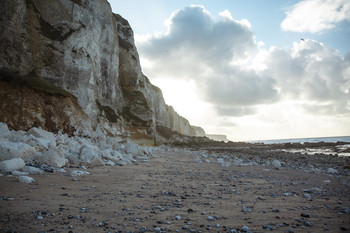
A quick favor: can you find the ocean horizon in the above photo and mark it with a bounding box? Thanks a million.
[249,136,350,144]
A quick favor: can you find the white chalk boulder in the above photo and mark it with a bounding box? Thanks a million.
[124,142,140,156]
[28,127,56,143]
[101,150,122,163]
[11,171,29,176]
[0,141,36,161]
[0,158,26,172]
[18,176,35,183]
[22,166,44,175]
[79,145,104,167]
[0,122,10,138]
[117,159,131,166]
[70,170,90,176]
[36,148,68,168]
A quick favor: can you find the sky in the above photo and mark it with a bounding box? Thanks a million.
[108,0,350,141]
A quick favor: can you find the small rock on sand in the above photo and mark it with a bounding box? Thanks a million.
[18,176,35,183]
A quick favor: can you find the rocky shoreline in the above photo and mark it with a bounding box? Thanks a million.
[1,122,350,232]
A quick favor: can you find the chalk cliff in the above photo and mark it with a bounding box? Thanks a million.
[0,0,205,139]
[206,134,229,142]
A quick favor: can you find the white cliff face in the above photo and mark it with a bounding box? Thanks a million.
[0,0,205,137]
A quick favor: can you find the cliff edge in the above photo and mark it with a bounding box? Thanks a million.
[0,0,205,141]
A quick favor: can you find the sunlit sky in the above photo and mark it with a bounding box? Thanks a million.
[109,0,350,141]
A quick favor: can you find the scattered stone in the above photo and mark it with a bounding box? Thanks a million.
[11,170,29,176]
[18,176,35,183]
[207,216,214,221]
[241,225,250,232]
[242,206,253,213]
[272,159,281,168]
[70,170,90,177]
[0,196,14,201]
[327,168,338,174]
[263,225,275,230]
[304,221,312,227]
[301,213,310,218]
[303,187,322,193]
[22,166,44,175]
[117,159,131,166]
[303,193,312,201]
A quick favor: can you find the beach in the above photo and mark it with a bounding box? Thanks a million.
[1,148,349,233]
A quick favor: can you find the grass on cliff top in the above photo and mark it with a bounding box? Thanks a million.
[0,69,72,97]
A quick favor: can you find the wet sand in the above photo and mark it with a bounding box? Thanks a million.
[1,150,349,232]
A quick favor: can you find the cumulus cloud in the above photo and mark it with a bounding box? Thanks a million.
[137,5,278,115]
[216,106,256,117]
[281,0,350,33]
[137,5,349,119]
[265,39,350,115]
[203,68,278,107]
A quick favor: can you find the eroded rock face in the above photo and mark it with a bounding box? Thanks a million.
[0,0,205,137]
[0,78,90,135]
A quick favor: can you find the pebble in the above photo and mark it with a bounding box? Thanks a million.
[327,168,338,174]
[207,216,214,221]
[303,193,312,201]
[0,196,14,201]
[242,206,253,213]
[241,225,250,232]
[263,224,275,230]
[70,170,90,176]
[304,221,312,227]
[175,215,182,220]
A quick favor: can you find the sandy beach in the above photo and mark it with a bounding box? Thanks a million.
[1,148,349,233]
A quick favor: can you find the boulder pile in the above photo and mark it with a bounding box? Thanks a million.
[0,122,155,182]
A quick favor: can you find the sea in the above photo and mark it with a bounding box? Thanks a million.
[250,136,350,144]
[250,136,350,157]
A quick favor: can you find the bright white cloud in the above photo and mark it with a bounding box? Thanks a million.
[135,5,350,140]
[281,0,350,33]
[137,6,276,113]
[265,39,350,115]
